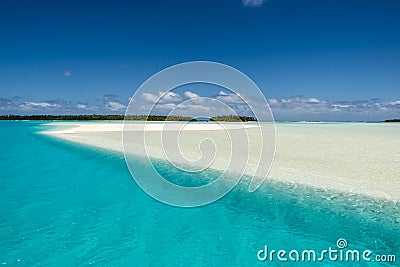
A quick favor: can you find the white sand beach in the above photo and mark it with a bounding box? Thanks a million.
[41,121,400,201]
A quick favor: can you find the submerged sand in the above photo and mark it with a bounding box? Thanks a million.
[41,121,400,201]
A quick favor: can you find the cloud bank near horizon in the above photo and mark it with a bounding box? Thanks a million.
[242,0,266,7]
[0,92,399,121]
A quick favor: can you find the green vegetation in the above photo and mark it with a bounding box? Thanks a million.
[0,114,193,121]
[210,115,257,122]
[383,119,400,123]
[0,114,257,122]
[0,114,125,120]
[126,115,194,121]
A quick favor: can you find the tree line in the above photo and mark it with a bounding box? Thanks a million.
[0,114,257,122]
[383,119,400,122]
[210,115,257,122]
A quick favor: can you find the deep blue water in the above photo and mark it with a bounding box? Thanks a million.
[0,121,399,266]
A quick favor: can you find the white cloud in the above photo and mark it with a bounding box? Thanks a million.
[141,92,159,103]
[19,101,59,109]
[97,94,119,102]
[136,91,400,121]
[184,91,200,99]
[63,71,71,77]
[215,91,243,104]
[161,91,181,102]
[242,0,266,7]
[268,98,279,106]
[158,103,176,110]
[331,104,350,109]
[264,96,400,121]
[176,103,210,112]
[2,92,399,121]
[0,98,15,110]
[182,91,206,105]
[77,104,87,109]
[169,99,236,118]
[141,91,182,104]
[308,98,321,104]
[106,101,126,111]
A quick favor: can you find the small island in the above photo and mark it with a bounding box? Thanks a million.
[210,115,257,122]
[383,119,400,123]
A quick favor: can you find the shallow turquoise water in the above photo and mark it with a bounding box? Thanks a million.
[0,121,399,266]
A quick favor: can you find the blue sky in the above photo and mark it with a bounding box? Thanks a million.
[0,0,399,120]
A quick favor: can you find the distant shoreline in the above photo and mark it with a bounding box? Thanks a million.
[0,115,257,122]
[383,119,400,123]
[0,115,398,123]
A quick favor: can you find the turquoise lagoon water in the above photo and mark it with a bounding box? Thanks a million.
[0,121,399,266]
